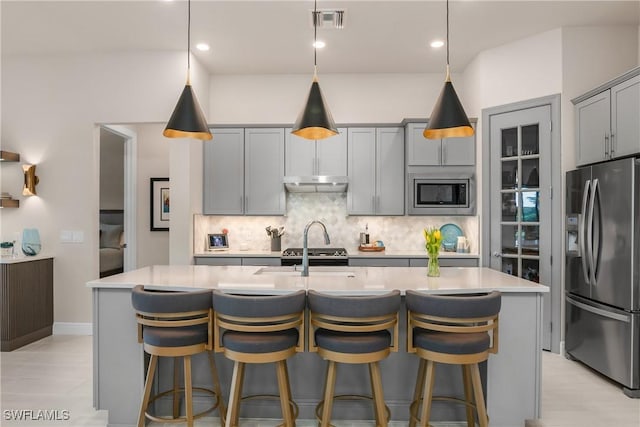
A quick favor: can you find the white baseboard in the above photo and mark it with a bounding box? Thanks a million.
[53,322,92,335]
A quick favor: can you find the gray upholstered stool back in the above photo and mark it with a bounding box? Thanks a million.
[406,290,501,355]
[131,285,214,349]
[211,289,306,354]
[307,290,401,353]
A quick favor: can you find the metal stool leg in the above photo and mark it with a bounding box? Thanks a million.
[184,355,194,427]
[207,351,227,425]
[320,361,337,427]
[138,354,158,427]
[470,363,488,427]
[369,362,387,427]
[276,360,295,426]
[226,361,245,427]
[462,365,475,427]
[410,359,427,427]
[418,360,436,427]
[173,357,181,419]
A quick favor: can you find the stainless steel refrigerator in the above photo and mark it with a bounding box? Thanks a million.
[565,157,640,397]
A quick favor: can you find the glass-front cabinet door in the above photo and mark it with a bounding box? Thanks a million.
[498,123,542,282]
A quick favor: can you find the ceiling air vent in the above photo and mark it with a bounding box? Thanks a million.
[310,9,346,29]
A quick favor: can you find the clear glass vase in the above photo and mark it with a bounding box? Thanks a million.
[427,253,440,277]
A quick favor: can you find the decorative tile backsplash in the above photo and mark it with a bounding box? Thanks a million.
[194,193,478,253]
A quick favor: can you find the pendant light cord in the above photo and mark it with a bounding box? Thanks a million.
[446,0,449,66]
[187,0,191,83]
[313,0,318,71]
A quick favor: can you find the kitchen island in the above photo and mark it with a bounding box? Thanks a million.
[88,265,547,427]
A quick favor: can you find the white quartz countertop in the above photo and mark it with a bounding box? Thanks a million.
[0,254,54,264]
[87,265,547,295]
[193,249,478,259]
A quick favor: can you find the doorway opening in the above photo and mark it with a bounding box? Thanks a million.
[99,125,137,276]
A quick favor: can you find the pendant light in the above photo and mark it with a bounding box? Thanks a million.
[424,0,473,139]
[163,0,212,141]
[291,0,338,140]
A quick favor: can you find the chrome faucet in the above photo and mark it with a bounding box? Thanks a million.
[302,220,331,277]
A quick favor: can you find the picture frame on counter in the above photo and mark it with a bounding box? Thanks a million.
[150,177,170,231]
[207,233,229,250]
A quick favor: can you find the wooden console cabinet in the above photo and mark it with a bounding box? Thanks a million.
[1,257,53,351]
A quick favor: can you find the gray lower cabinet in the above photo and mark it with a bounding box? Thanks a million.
[204,128,285,215]
[406,122,475,166]
[349,257,479,267]
[574,71,640,166]
[194,257,279,266]
[408,257,479,268]
[349,258,409,267]
[347,127,404,215]
[285,128,347,176]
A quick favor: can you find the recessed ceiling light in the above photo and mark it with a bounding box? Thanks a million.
[430,40,445,48]
[313,40,326,49]
[196,43,210,51]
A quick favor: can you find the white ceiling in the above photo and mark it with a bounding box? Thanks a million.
[2,1,639,75]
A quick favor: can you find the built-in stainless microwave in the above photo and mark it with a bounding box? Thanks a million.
[408,173,476,215]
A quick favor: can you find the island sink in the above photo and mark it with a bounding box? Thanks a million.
[255,266,356,277]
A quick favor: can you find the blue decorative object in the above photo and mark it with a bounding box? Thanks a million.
[22,228,41,256]
[439,223,463,251]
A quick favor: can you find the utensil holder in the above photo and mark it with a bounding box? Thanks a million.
[270,236,281,252]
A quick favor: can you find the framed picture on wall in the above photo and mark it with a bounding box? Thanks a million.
[150,177,170,231]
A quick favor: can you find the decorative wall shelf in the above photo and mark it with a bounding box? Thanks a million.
[0,199,19,208]
[0,151,20,162]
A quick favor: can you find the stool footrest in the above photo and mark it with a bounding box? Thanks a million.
[239,393,299,424]
[409,396,490,425]
[315,394,391,426]
[145,386,222,424]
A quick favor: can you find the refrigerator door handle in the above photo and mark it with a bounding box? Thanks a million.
[580,179,591,284]
[566,296,630,323]
[586,178,596,286]
[592,178,602,283]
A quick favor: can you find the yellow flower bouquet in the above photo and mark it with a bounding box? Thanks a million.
[422,227,442,276]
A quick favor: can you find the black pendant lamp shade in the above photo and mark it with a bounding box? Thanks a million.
[423,0,474,140]
[423,68,473,139]
[163,83,212,140]
[163,0,212,141]
[292,75,338,140]
[292,0,338,140]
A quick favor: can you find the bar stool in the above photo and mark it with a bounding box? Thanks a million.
[406,291,501,427]
[307,290,401,427]
[131,285,226,427]
[212,289,306,427]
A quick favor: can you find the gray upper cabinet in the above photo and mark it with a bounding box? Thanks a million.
[406,122,475,166]
[611,75,640,159]
[574,71,640,166]
[245,128,286,215]
[575,91,611,166]
[348,127,404,215]
[204,128,285,215]
[203,128,244,215]
[285,128,347,176]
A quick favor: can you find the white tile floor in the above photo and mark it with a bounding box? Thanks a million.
[1,335,639,426]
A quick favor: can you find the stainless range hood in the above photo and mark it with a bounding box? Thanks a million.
[284,176,348,193]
